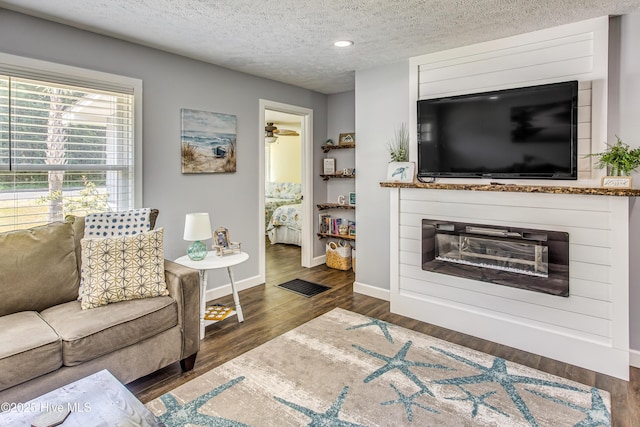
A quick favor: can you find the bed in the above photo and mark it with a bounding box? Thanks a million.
[267,203,302,246]
[264,181,302,233]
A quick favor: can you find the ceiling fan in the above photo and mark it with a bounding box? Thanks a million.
[265,122,299,143]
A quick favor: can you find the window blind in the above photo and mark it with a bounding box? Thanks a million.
[0,73,135,232]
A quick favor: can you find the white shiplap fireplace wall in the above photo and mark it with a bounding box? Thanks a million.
[391,17,632,380]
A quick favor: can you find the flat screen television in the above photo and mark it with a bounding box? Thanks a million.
[417,81,578,180]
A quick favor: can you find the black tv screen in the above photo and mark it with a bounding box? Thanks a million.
[417,81,578,180]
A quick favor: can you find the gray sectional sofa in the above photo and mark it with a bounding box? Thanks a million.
[0,213,200,404]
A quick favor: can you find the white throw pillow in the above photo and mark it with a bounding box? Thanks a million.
[80,228,167,310]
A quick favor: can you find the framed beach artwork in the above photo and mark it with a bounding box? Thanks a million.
[181,108,237,173]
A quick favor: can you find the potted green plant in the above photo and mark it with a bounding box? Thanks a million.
[385,123,414,182]
[386,123,409,162]
[587,136,640,188]
[588,136,640,176]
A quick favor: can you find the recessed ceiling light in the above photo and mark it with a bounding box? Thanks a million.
[333,40,354,48]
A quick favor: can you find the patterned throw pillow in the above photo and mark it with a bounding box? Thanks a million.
[84,208,151,238]
[80,228,168,310]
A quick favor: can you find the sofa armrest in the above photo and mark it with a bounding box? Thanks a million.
[164,260,200,361]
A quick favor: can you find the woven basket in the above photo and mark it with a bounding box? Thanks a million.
[326,240,352,271]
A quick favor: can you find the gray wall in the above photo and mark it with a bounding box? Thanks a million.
[619,12,640,353]
[354,61,409,292]
[0,9,328,289]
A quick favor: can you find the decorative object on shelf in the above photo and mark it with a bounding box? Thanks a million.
[387,122,409,162]
[586,135,640,188]
[181,109,237,174]
[323,158,336,175]
[337,195,346,205]
[265,122,278,144]
[339,132,356,146]
[325,240,352,270]
[386,161,415,183]
[213,226,242,256]
[348,192,356,206]
[204,304,234,321]
[184,212,212,261]
[342,168,354,176]
[338,224,349,235]
[325,138,334,146]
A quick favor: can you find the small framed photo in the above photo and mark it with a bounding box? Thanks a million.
[387,162,415,183]
[214,227,230,248]
[339,133,355,146]
[323,158,336,175]
[348,192,356,206]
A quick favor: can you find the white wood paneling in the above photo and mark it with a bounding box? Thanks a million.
[391,188,629,379]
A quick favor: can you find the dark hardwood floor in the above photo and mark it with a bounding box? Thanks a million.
[130,243,640,426]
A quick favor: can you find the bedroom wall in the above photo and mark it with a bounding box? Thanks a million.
[0,8,328,293]
[269,133,302,184]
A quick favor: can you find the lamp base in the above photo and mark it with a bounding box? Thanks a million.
[187,240,207,261]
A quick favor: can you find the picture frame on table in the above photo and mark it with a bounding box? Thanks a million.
[214,227,230,248]
[339,132,355,146]
[386,162,415,183]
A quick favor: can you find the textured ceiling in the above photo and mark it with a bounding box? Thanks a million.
[1,0,640,94]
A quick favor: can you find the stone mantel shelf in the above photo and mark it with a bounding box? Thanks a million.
[380,181,640,197]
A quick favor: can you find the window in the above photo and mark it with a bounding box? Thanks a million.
[0,55,140,232]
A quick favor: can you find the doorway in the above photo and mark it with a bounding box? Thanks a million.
[258,100,313,285]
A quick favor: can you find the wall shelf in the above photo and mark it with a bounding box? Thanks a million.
[317,203,355,210]
[321,143,355,153]
[321,174,355,181]
[317,232,355,241]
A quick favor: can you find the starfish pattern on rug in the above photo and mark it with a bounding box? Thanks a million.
[525,387,611,427]
[346,317,395,343]
[354,340,453,395]
[274,385,365,427]
[380,383,439,421]
[431,346,588,427]
[444,387,508,418]
[158,376,248,426]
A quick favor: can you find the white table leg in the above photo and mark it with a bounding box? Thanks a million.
[199,270,208,339]
[227,266,244,322]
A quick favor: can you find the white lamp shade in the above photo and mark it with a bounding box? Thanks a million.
[183,212,212,241]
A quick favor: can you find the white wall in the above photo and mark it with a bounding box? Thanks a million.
[0,9,328,294]
[618,12,640,363]
[354,62,409,299]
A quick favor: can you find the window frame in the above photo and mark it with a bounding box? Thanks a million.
[0,52,143,209]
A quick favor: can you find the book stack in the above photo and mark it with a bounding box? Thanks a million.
[318,214,355,236]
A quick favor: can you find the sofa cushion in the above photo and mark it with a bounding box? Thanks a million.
[80,228,168,309]
[0,220,79,317]
[40,296,178,366]
[0,312,62,391]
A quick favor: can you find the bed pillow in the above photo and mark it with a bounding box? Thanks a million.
[80,228,168,310]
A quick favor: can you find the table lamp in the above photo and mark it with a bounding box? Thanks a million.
[183,212,212,261]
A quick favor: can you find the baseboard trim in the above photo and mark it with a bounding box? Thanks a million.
[353,281,390,301]
[205,274,263,302]
[311,255,326,267]
[630,349,640,368]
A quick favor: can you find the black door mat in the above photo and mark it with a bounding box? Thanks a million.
[277,279,331,297]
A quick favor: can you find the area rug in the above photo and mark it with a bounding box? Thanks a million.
[146,308,610,426]
[276,279,330,297]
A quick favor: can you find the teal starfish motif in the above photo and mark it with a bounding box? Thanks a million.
[525,387,610,427]
[158,376,248,426]
[347,318,395,343]
[380,383,439,421]
[444,387,508,418]
[274,386,365,427]
[354,340,453,395]
[432,347,587,427]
